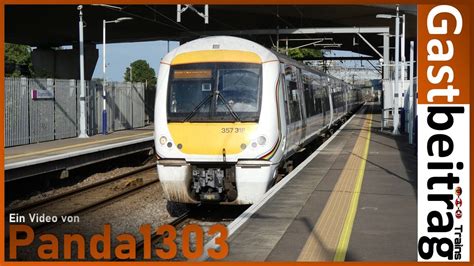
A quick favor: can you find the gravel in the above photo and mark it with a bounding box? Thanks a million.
[7,163,156,210]
[10,180,172,261]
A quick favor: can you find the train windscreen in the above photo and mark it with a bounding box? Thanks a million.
[167,62,262,122]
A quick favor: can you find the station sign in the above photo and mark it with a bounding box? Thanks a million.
[31,89,54,100]
[417,4,470,262]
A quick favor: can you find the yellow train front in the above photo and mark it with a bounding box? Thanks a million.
[154,36,363,212]
[154,36,283,210]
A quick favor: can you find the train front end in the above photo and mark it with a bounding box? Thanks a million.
[154,37,281,205]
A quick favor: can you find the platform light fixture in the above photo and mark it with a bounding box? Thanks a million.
[102,16,133,135]
[92,4,123,10]
[376,14,396,19]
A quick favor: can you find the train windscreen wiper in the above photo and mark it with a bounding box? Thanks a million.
[183,90,241,122]
[183,93,213,122]
[217,91,241,122]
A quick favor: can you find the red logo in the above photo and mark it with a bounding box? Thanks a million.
[455,186,462,196]
[455,198,462,208]
[455,209,462,219]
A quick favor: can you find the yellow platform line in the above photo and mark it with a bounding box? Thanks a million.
[333,113,372,261]
[297,111,372,261]
[5,131,153,160]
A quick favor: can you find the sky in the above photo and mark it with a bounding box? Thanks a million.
[92,40,179,82]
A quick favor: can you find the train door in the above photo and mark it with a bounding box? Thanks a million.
[278,73,289,153]
[282,64,303,153]
[313,73,325,129]
[322,86,329,127]
[281,64,293,152]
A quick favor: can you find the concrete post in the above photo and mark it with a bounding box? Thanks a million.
[102,19,108,135]
[78,6,88,138]
[382,33,390,128]
[408,41,415,144]
[393,9,400,135]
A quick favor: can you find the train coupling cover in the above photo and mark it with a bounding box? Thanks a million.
[192,168,224,201]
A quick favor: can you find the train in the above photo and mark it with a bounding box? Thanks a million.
[154,36,363,214]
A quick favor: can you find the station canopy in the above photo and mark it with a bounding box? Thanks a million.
[6,4,416,58]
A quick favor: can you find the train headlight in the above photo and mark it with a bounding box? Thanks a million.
[159,136,167,145]
[257,136,267,145]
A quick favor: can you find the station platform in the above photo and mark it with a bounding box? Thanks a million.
[4,127,154,182]
[223,103,416,261]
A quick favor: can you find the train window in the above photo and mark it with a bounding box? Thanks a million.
[318,77,329,113]
[169,68,213,116]
[217,68,260,113]
[167,62,262,122]
[312,80,323,115]
[313,73,325,116]
[334,91,341,109]
[331,80,342,109]
[284,64,301,123]
[324,87,330,112]
[302,71,316,118]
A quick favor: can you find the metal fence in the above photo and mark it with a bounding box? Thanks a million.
[4,77,147,147]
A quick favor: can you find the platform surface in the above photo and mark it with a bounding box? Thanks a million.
[224,103,417,261]
[5,126,154,167]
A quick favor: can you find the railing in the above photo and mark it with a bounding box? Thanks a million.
[4,77,147,147]
[380,107,394,131]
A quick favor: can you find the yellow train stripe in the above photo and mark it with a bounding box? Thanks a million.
[5,131,153,160]
[333,113,372,261]
[171,50,262,65]
[168,122,257,155]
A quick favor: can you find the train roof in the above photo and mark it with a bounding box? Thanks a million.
[161,36,278,65]
[270,50,348,85]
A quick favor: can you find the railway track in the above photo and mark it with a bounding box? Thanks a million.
[5,164,159,232]
[125,211,191,261]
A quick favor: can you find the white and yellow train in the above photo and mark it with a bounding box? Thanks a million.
[154,36,362,212]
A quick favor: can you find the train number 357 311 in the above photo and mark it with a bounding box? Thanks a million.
[221,127,245,133]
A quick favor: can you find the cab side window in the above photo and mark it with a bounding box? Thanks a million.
[284,64,301,123]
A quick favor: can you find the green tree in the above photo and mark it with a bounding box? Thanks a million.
[124,59,156,87]
[287,48,323,60]
[5,43,33,77]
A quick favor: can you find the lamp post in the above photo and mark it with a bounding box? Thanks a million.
[102,17,133,135]
[376,6,402,135]
[78,5,88,138]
